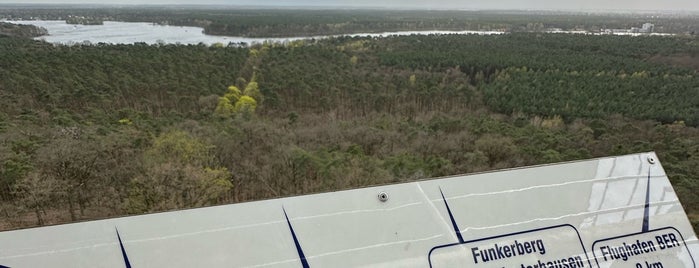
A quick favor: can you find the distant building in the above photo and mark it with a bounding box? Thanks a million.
[601,23,655,35]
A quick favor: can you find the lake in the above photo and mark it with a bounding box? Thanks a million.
[2,20,505,45]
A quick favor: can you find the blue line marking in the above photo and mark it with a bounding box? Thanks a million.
[283,208,310,268]
[439,188,465,244]
[116,228,132,268]
[642,167,651,233]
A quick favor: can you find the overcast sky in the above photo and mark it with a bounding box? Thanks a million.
[2,0,698,11]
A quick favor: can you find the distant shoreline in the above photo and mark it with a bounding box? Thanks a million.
[3,20,509,45]
[0,4,698,14]
[1,9,694,39]
[0,21,47,38]
[4,19,678,46]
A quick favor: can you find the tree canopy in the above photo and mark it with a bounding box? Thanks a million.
[1,30,698,232]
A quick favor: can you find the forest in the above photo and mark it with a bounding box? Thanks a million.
[2,7,699,36]
[0,29,698,232]
[0,21,47,38]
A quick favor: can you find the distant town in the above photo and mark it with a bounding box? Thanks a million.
[602,22,655,34]
[546,22,665,35]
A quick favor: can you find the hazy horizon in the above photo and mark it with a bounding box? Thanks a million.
[1,0,699,12]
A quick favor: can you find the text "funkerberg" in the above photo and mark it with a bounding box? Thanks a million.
[472,239,546,264]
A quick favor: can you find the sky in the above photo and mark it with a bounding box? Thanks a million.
[1,0,698,11]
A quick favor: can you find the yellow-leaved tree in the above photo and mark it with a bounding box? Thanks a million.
[215,85,242,117]
[234,95,257,116]
[215,79,261,119]
[243,81,262,101]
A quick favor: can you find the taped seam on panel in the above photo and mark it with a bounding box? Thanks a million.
[283,208,310,268]
[439,188,465,244]
[116,228,132,268]
[642,167,651,233]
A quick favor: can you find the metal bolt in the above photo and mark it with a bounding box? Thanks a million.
[647,156,656,164]
[378,192,389,202]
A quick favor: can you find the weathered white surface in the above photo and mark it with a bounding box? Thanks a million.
[0,152,696,267]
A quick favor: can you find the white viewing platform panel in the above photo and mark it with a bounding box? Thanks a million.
[0,152,696,267]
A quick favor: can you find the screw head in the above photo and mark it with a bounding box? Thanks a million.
[647,155,656,164]
[378,192,389,202]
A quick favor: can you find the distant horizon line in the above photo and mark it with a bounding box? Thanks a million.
[0,3,698,14]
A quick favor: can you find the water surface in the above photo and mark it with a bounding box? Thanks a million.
[4,20,505,45]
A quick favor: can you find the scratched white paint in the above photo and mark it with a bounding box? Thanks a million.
[0,152,696,268]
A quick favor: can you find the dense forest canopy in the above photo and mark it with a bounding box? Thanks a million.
[0,21,47,37]
[0,11,698,233]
